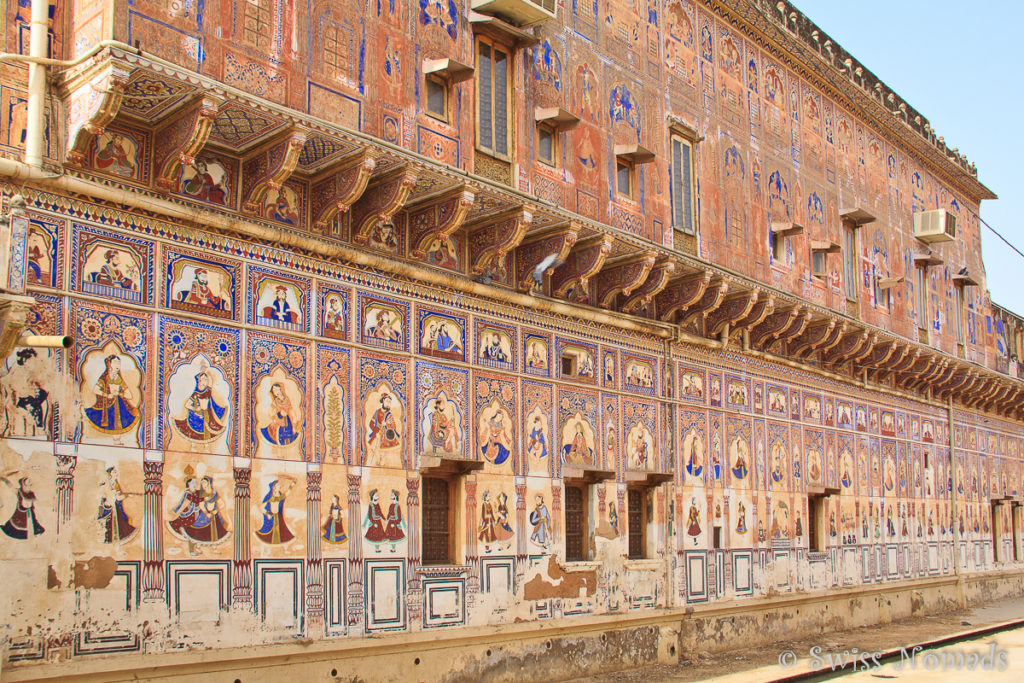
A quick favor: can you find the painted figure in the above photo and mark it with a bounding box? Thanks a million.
[92,249,137,290]
[183,159,228,204]
[480,409,512,465]
[368,393,400,452]
[495,492,514,542]
[169,470,229,544]
[183,268,226,310]
[736,501,747,534]
[1,477,44,539]
[686,431,704,477]
[731,440,749,480]
[382,489,405,551]
[95,136,136,177]
[364,489,387,551]
[428,398,458,454]
[630,431,649,469]
[324,296,345,334]
[563,421,593,464]
[84,355,139,435]
[529,494,551,547]
[260,382,298,446]
[371,309,401,342]
[686,499,701,546]
[264,285,297,324]
[255,480,294,544]
[322,493,347,544]
[98,466,136,544]
[482,333,508,362]
[176,371,227,442]
[609,501,619,535]
[527,415,548,461]
[479,490,497,550]
[527,342,546,369]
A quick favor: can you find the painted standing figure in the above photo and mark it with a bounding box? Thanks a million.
[364,489,387,551]
[529,494,551,548]
[1,477,44,539]
[686,499,701,546]
[383,489,405,551]
[480,410,512,465]
[479,490,497,550]
[322,494,347,544]
[84,355,139,436]
[98,466,137,543]
[255,480,294,544]
[495,492,514,542]
[169,472,230,544]
[260,383,298,446]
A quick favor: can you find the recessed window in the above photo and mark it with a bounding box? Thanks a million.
[811,250,827,278]
[537,125,555,166]
[616,160,632,197]
[670,135,697,235]
[771,233,785,263]
[564,484,589,561]
[422,477,454,565]
[628,488,645,559]
[425,77,448,121]
[843,227,858,301]
[916,267,928,330]
[476,36,510,159]
[561,353,577,377]
[808,495,826,552]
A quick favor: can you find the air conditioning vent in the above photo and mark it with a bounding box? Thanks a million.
[913,209,956,243]
[471,0,556,27]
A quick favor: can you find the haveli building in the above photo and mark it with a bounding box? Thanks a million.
[0,0,1023,680]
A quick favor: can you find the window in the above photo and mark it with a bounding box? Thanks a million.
[564,484,589,561]
[243,0,272,49]
[425,76,448,121]
[476,36,510,159]
[561,353,577,377]
[955,286,965,343]
[916,267,929,329]
[771,232,786,263]
[808,495,827,552]
[422,477,454,565]
[1013,505,1020,562]
[991,501,1001,563]
[627,489,645,559]
[811,250,827,278]
[670,135,697,235]
[537,124,555,166]
[616,159,633,197]
[843,227,858,301]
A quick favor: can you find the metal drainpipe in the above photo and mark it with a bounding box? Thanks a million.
[24,0,49,168]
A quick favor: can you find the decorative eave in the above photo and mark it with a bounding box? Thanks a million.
[749,304,802,350]
[679,277,729,326]
[595,251,658,309]
[551,235,614,301]
[621,259,677,314]
[706,290,758,338]
[409,184,477,258]
[656,270,712,322]
[514,223,580,293]
[709,0,996,202]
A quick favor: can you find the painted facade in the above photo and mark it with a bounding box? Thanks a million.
[0,0,1022,675]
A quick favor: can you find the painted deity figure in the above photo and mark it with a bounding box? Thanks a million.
[176,371,227,442]
[1,477,44,539]
[183,268,226,309]
[84,354,139,436]
[480,410,512,465]
[98,466,136,544]
[529,495,551,548]
[169,472,229,544]
[322,494,347,544]
[261,383,298,446]
[95,136,136,177]
[255,480,294,545]
[526,416,548,461]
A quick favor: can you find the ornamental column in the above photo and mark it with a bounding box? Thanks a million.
[305,467,323,633]
[232,464,252,609]
[142,452,165,603]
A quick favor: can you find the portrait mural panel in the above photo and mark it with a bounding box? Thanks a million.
[415,362,468,461]
[249,267,310,334]
[418,309,466,362]
[164,248,239,320]
[319,284,351,341]
[358,293,409,353]
[72,223,154,305]
[475,320,515,372]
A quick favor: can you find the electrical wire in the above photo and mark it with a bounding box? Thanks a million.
[976,213,1024,261]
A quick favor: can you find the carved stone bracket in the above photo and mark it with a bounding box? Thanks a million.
[241,127,309,212]
[655,271,711,322]
[309,148,378,231]
[351,165,419,244]
[732,293,775,334]
[810,321,846,359]
[552,235,614,301]
[749,304,801,350]
[680,277,729,327]
[513,223,579,293]
[705,290,757,337]
[787,317,835,358]
[467,206,532,277]
[65,64,131,166]
[829,330,873,366]
[154,95,223,191]
[595,251,657,309]
[409,185,476,258]
[621,260,677,314]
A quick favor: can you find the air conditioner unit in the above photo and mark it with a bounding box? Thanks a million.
[471,0,556,27]
[913,209,956,243]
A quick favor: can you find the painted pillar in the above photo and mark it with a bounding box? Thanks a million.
[142,454,164,603]
[305,467,323,633]
[232,466,252,609]
[405,474,422,625]
[54,443,76,532]
[347,471,363,634]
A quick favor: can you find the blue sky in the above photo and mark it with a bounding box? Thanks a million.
[794,0,1023,316]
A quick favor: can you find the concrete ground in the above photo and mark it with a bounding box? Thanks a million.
[562,596,1024,682]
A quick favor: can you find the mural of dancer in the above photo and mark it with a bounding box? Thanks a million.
[255,479,295,545]
[322,493,347,544]
[168,467,230,546]
[1,476,44,539]
[98,466,137,544]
